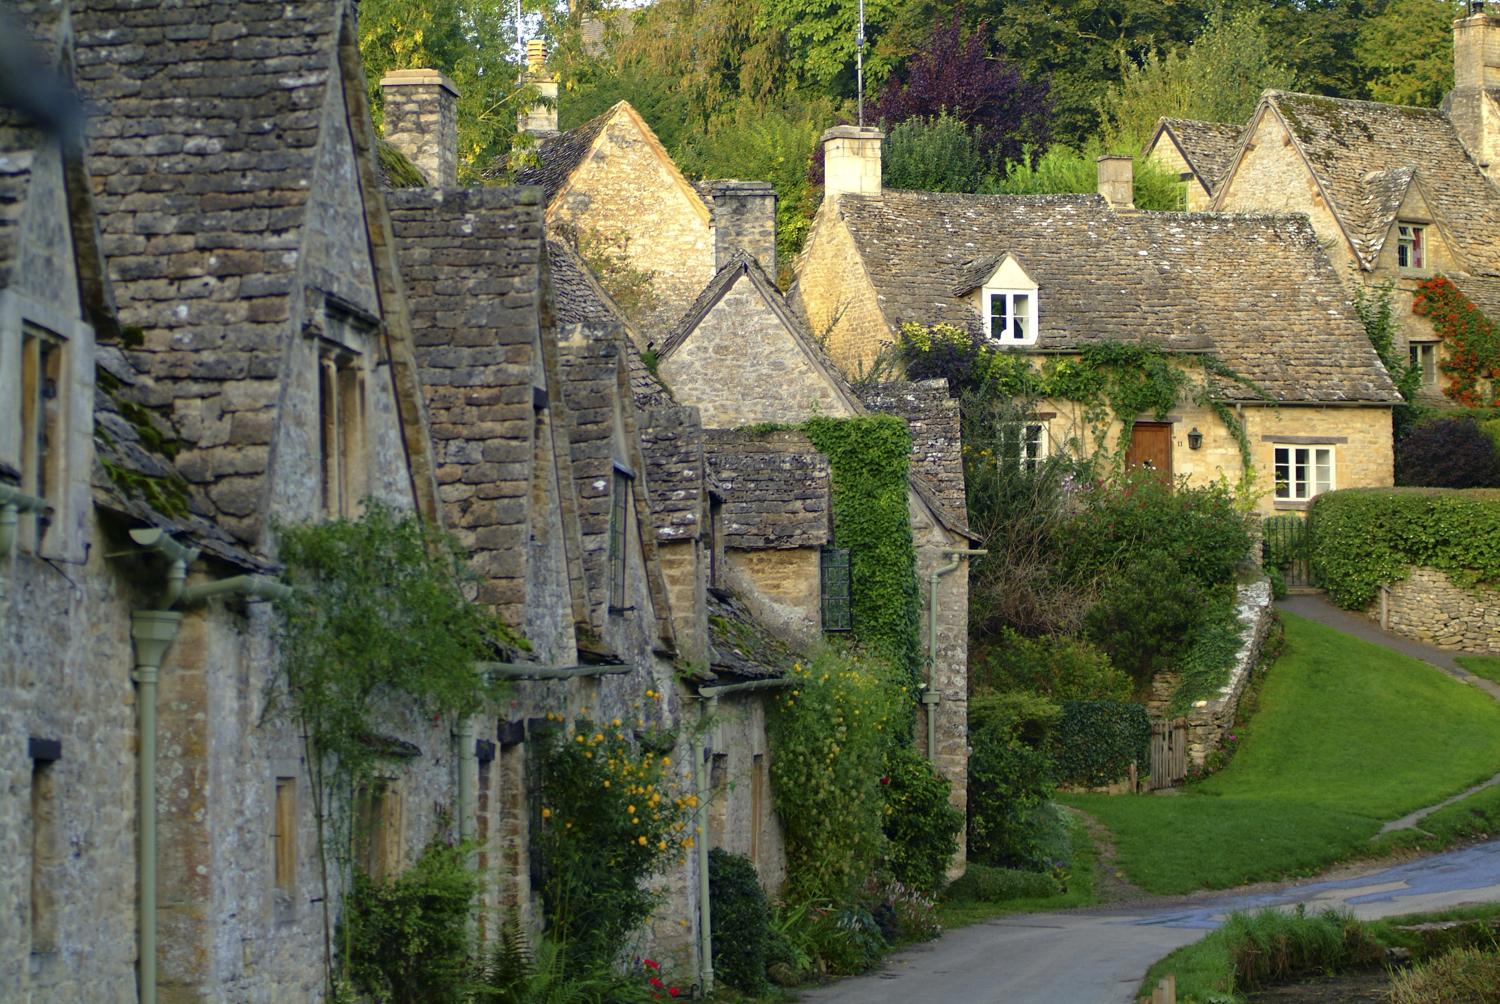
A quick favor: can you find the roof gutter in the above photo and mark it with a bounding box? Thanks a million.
[474,661,634,681]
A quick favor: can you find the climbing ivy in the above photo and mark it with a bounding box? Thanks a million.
[897,322,1264,471]
[1413,277,1500,407]
[801,414,924,687]
[271,502,519,991]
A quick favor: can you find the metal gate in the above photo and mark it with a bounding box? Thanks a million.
[1150,719,1188,790]
[1262,514,1313,588]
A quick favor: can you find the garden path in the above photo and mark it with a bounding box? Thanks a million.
[1277,593,1500,835]
[796,840,1500,1004]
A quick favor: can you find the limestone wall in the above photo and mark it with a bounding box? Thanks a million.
[790,201,894,376]
[706,694,787,895]
[724,548,822,648]
[1180,579,1273,768]
[1365,566,1500,654]
[1143,137,1209,211]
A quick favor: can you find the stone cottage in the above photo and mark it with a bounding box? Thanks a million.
[794,128,1400,514]
[1142,118,1245,212]
[1151,7,1500,404]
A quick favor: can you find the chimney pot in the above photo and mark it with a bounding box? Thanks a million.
[821,125,884,200]
[1449,10,1500,181]
[520,39,559,136]
[1096,154,1134,210]
[379,69,461,188]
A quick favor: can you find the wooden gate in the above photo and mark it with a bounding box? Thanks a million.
[1150,718,1188,790]
[1262,514,1313,588]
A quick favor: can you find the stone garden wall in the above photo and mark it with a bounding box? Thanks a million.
[1364,566,1500,655]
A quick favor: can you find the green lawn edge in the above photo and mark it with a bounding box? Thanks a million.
[937,811,1098,928]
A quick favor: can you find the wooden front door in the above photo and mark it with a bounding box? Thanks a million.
[1126,422,1172,478]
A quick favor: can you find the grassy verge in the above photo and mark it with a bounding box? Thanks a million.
[937,811,1097,928]
[1141,903,1500,1003]
[1459,654,1500,685]
[1060,613,1500,894]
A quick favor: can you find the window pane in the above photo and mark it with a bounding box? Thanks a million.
[1274,448,1291,499]
[1012,294,1029,341]
[821,547,852,632]
[1412,227,1424,268]
[989,294,1008,340]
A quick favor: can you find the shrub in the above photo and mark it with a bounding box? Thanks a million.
[476,923,658,1004]
[1266,565,1287,600]
[1169,586,1247,713]
[862,874,941,943]
[1051,700,1151,788]
[967,719,1055,867]
[968,689,1061,749]
[342,838,478,1004]
[1396,416,1500,488]
[882,113,994,193]
[1309,488,1500,609]
[974,630,1132,701]
[943,862,1062,903]
[1222,907,1383,992]
[1082,555,1203,684]
[769,648,901,903]
[535,716,693,970]
[880,745,964,895]
[1388,946,1500,1004]
[709,849,771,994]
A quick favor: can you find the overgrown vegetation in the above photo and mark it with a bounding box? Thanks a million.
[274,503,512,992]
[1308,488,1500,609]
[1051,701,1151,788]
[1414,276,1500,407]
[1396,415,1500,488]
[709,849,772,994]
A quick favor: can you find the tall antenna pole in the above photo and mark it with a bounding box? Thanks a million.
[856,0,866,126]
[516,0,524,63]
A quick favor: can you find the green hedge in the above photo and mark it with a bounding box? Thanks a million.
[1308,489,1500,610]
[1051,700,1151,787]
[943,862,1061,903]
[709,849,771,994]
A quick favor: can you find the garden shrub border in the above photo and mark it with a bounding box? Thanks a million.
[1308,488,1500,609]
[1051,700,1151,788]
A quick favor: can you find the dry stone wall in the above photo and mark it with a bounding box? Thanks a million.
[1365,566,1500,654]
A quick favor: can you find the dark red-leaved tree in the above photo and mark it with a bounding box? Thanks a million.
[874,11,1051,167]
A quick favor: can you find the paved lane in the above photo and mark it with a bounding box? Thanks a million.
[798,841,1500,1004]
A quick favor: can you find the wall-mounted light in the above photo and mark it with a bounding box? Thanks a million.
[1187,427,1203,450]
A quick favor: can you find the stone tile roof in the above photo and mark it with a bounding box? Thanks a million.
[1261,91,1500,272]
[71,0,347,542]
[704,429,831,550]
[835,189,1399,403]
[388,187,546,622]
[856,380,966,520]
[93,347,264,570]
[1450,274,1500,321]
[509,106,610,201]
[639,405,705,544]
[1152,118,1244,193]
[546,238,672,409]
[707,590,794,681]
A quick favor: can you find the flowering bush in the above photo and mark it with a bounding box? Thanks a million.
[535,714,693,969]
[768,648,901,904]
[1413,278,1500,407]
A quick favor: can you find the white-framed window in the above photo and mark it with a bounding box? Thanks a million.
[1397,224,1425,270]
[1409,341,1438,386]
[1273,445,1335,502]
[999,422,1048,472]
[985,289,1038,345]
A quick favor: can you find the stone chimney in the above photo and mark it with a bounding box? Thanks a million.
[379,69,460,188]
[1447,7,1500,179]
[822,125,884,200]
[709,181,778,276]
[519,38,559,136]
[1096,154,1134,210]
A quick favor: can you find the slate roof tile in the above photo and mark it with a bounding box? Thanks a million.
[1154,118,1244,193]
[704,429,830,550]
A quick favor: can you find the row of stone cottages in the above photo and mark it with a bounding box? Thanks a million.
[0,2,977,1001]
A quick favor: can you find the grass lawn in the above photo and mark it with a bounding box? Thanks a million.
[1060,613,1500,895]
[938,812,1098,928]
[1459,654,1500,685]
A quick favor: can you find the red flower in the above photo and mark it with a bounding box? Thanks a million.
[879,775,890,786]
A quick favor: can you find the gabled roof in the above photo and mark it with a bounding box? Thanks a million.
[513,101,710,226]
[1243,91,1500,273]
[1147,118,1245,194]
[546,238,672,409]
[832,189,1399,403]
[71,0,355,542]
[706,590,795,682]
[388,186,553,626]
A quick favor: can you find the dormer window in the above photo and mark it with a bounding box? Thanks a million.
[987,291,1037,344]
[1397,224,1425,270]
[973,254,1040,347]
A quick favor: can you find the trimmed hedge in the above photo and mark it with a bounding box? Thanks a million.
[1051,700,1151,787]
[943,862,1061,903]
[709,849,771,993]
[1308,488,1500,610]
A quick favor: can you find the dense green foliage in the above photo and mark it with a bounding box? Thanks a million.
[1356,0,1463,108]
[1308,488,1500,609]
[973,631,1132,702]
[1099,6,1296,151]
[768,649,901,903]
[943,862,1061,903]
[342,839,479,1004]
[987,145,1186,210]
[801,415,923,684]
[709,849,772,994]
[966,714,1055,867]
[936,814,1097,928]
[1050,700,1151,787]
[879,745,964,894]
[1064,613,1500,894]
[882,113,993,192]
[534,716,692,970]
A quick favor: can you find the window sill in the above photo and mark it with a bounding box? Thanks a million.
[1272,500,1311,511]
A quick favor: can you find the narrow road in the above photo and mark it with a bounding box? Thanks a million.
[797,839,1500,1002]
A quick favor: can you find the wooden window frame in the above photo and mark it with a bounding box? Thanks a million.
[19,324,64,552]
[273,777,297,901]
[999,421,1049,472]
[983,289,1039,346]
[317,341,368,519]
[1397,223,1426,271]
[1273,444,1335,502]
[30,753,59,954]
[1409,341,1438,386]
